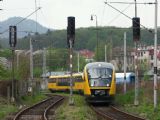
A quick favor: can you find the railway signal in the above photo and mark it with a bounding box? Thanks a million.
[67,17,75,48]
[132,17,140,41]
[9,26,17,102]
[9,26,17,47]
[67,16,75,105]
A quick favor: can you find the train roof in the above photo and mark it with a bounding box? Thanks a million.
[49,72,83,79]
[85,62,114,69]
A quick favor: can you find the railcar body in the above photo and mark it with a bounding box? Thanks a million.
[83,62,116,103]
[48,73,84,92]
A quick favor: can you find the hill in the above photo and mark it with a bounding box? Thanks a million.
[0,17,50,38]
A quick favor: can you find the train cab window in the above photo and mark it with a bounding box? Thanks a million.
[88,68,113,87]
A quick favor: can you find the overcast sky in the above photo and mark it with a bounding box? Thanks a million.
[0,0,159,30]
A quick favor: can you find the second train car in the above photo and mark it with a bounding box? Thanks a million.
[83,62,116,103]
[48,73,84,93]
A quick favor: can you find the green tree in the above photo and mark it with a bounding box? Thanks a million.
[73,53,86,72]
[139,59,150,81]
[0,49,12,59]
[94,41,112,62]
[0,63,11,80]
[47,48,69,71]
[16,55,30,80]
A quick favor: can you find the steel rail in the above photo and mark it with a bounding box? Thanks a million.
[110,106,146,120]
[90,105,146,120]
[43,96,64,120]
[13,95,64,120]
[90,105,114,120]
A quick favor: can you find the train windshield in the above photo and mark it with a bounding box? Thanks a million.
[87,68,113,87]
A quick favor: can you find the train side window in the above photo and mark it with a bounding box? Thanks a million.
[130,76,135,83]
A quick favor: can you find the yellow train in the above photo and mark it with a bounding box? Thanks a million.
[48,62,116,103]
[48,73,84,93]
[83,62,116,103]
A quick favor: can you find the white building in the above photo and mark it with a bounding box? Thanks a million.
[137,45,160,70]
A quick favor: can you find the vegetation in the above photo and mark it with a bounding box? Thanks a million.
[16,55,30,80]
[34,48,86,72]
[0,49,12,58]
[0,93,47,120]
[20,93,47,105]
[115,82,160,120]
[55,94,97,120]
[0,64,11,80]
[13,27,160,51]
[0,97,17,119]
[0,104,18,119]
[1,26,158,79]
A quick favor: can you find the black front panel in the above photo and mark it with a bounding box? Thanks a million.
[90,89,109,96]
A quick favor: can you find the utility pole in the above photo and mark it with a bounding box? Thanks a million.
[105,45,107,62]
[124,32,127,94]
[49,45,52,76]
[134,0,139,106]
[29,37,33,94]
[9,26,17,102]
[67,17,75,105]
[69,40,73,105]
[42,48,47,89]
[77,52,79,73]
[153,0,158,111]
[16,51,20,69]
[16,50,24,69]
[91,15,99,61]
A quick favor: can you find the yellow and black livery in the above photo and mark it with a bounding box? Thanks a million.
[48,73,84,93]
[83,62,116,103]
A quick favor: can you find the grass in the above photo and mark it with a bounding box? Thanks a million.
[20,93,48,105]
[122,103,160,120]
[0,97,18,119]
[115,83,160,120]
[0,104,18,119]
[0,93,47,120]
[55,94,97,120]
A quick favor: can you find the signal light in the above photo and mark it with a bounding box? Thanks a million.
[132,17,140,41]
[67,17,75,48]
[9,26,17,47]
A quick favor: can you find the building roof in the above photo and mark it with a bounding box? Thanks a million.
[79,49,94,59]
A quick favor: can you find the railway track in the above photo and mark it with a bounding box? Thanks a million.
[13,95,64,120]
[90,105,146,120]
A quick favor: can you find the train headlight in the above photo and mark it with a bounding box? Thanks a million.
[106,84,109,87]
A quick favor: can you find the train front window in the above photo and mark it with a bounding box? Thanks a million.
[87,68,112,87]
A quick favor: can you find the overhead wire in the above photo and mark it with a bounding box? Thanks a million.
[104,2,153,34]
[0,7,41,35]
[105,1,155,5]
[107,4,132,26]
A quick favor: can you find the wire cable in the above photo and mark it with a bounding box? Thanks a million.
[105,1,155,5]
[104,2,153,34]
[107,4,131,26]
[0,7,41,35]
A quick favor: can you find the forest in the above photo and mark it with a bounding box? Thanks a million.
[1,26,159,51]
